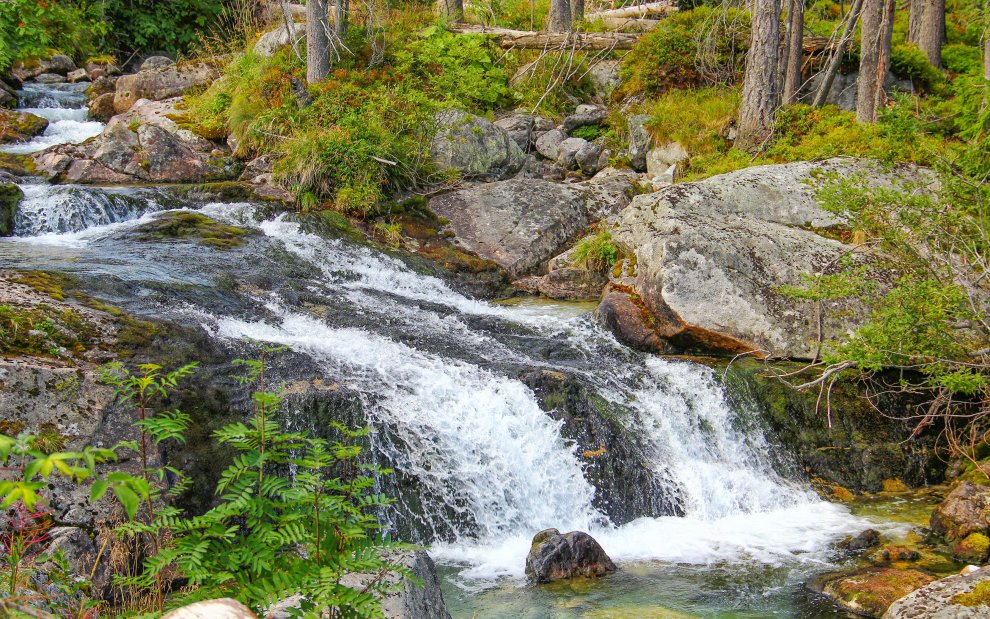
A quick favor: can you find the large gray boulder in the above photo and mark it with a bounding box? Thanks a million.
[884,566,990,618]
[627,114,652,172]
[430,109,525,180]
[33,98,241,184]
[428,170,639,278]
[254,22,306,56]
[113,61,219,113]
[525,528,616,583]
[600,159,915,359]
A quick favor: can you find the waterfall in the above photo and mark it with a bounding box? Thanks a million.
[1,82,104,155]
[4,196,868,588]
[13,184,172,237]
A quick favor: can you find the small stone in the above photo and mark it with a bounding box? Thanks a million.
[525,528,616,583]
[67,68,90,83]
[88,93,116,123]
[34,73,66,84]
[646,142,688,178]
[140,56,175,72]
[882,479,910,492]
[931,481,990,541]
[575,139,605,176]
[562,105,607,134]
[840,528,881,551]
[535,128,567,160]
[627,114,653,172]
[557,137,588,170]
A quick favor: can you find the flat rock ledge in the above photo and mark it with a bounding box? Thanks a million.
[884,566,990,618]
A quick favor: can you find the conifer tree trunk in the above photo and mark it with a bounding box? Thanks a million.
[915,0,945,66]
[856,0,894,123]
[782,0,805,104]
[736,0,782,150]
[572,0,585,23]
[546,0,573,32]
[335,0,349,35]
[436,0,464,22]
[907,0,923,44]
[985,36,990,80]
[813,0,864,107]
[307,0,331,84]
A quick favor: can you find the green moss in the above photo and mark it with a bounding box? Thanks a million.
[12,271,67,301]
[953,581,990,607]
[135,212,248,249]
[953,533,990,563]
[0,109,49,144]
[0,183,23,236]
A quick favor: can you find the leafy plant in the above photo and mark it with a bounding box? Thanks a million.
[572,229,619,274]
[117,350,398,617]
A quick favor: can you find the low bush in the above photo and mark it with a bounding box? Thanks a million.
[620,6,749,97]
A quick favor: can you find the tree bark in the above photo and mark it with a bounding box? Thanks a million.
[783,0,805,104]
[585,1,678,19]
[546,0,573,32]
[915,0,945,66]
[907,0,923,44]
[737,0,782,150]
[856,0,894,123]
[436,0,464,22]
[812,0,864,107]
[985,36,990,80]
[306,0,331,84]
[335,0,349,35]
[571,0,585,23]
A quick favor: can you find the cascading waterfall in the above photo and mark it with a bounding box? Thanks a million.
[0,80,874,602]
[13,184,171,236]
[1,82,104,155]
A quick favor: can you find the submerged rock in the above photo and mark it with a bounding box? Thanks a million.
[525,528,616,583]
[810,567,935,618]
[430,109,525,181]
[884,566,990,618]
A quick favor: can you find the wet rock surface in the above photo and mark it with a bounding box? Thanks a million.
[113,60,218,113]
[525,528,616,583]
[931,482,990,541]
[809,567,936,618]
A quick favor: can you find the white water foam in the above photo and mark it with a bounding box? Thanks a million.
[209,305,602,543]
[1,107,103,154]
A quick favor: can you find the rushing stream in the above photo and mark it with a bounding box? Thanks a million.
[1,84,917,617]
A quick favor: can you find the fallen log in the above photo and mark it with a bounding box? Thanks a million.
[452,24,839,54]
[597,17,661,32]
[450,24,641,49]
[585,0,678,20]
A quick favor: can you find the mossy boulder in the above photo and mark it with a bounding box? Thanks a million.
[953,533,990,564]
[0,183,23,236]
[810,567,935,618]
[931,481,990,541]
[0,109,49,144]
[132,211,249,249]
[524,528,616,583]
[884,566,990,618]
[722,357,945,492]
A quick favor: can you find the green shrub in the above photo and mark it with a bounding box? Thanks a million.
[572,229,619,274]
[941,43,983,75]
[890,43,945,90]
[620,6,749,97]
